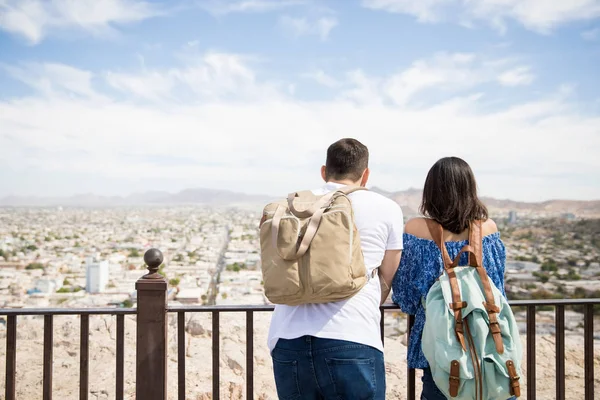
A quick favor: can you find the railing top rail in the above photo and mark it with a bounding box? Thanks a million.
[0,299,598,316]
[508,298,600,306]
[0,308,136,316]
[166,298,600,313]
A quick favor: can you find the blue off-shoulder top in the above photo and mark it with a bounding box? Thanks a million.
[391,231,507,369]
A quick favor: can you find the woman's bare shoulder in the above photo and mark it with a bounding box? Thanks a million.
[405,217,433,240]
[482,218,499,236]
[481,218,498,236]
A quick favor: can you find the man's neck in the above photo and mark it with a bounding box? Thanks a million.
[326,179,361,186]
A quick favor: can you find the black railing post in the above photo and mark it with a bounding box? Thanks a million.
[407,314,416,400]
[135,248,168,400]
[527,305,536,400]
[584,304,594,400]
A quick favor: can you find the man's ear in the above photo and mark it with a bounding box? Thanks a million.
[321,165,327,182]
[360,168,370,187]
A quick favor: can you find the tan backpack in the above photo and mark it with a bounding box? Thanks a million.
[259,186,368,305]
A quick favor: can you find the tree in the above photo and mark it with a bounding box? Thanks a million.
[26,263,44,270]
[532,271,549,283]
[128,248,141,258]
[169,278,180,287]
[122,299,134,308]
[63,278,71,286]
[541,258,558,272]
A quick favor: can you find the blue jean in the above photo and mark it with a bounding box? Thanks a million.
[421,368,517,400]
[272,336,386,399]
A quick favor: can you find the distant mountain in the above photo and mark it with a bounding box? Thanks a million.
[1,187,599,216]
[0,188,273,207]
[371,187,600,217]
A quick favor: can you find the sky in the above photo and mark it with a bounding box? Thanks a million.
[0,0,599,202]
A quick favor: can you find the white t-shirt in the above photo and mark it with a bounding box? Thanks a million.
[267,182,404,353]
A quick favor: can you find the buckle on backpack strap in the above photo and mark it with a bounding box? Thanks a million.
[454,319,464,333]
[449,360,460,397]
[489,321,501,333]
[506,360,521,397]
[449,301,468,310]
[483,302,500,313]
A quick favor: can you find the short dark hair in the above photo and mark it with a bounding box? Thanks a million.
[419,157,488,234]
[325,138,369,182]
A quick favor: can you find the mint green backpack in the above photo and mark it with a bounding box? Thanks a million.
[421,220,523,400]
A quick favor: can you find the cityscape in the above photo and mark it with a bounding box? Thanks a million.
[1,194,599,312]
[0,195,599,398]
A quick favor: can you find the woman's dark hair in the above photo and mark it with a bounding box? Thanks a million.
[419,157,488,234]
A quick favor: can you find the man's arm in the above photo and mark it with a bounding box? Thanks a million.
[378,249,402,305]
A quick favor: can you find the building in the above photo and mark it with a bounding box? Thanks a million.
[86,257,109,293]
[508,211,518,225]
[34,278,61,294]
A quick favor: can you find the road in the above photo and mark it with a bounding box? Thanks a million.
[206,226,230,305]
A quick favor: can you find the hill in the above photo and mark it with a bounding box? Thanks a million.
[2,186,599,217]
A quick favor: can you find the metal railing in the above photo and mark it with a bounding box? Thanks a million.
[1,248,598,400]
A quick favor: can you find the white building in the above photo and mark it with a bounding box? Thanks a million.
[86,258,109,293]
[34,278,61,294]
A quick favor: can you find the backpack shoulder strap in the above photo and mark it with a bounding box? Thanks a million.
[425,219,467,350]
[425,219,453,268]
[468,220,483,267]
[469,219,505,354]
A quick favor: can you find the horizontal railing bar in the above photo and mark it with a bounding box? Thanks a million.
[0,299,598,316]
[507,299,600,306]
[166,298,600,313]
[0,308,136,316]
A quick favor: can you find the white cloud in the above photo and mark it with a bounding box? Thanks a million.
[202,0,306,15]
[105,52,282,101]
[362,0,450,23]
[0,0,162,44]
[497,66,535,87]
[302,70,342,87]
[332,53,532,106]
[1,51,599,201]
[2,62,102,99]
[362,0,600,34]
[278,15,338,40]
[582,27,600,41]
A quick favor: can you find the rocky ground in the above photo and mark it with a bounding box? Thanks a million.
[0,312,598,399]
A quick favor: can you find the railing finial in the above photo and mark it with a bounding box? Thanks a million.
[143,248,164,279]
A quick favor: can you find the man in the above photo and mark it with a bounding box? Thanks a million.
[266,138,404,399]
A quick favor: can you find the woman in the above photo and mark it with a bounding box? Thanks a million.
[391,157,512,400]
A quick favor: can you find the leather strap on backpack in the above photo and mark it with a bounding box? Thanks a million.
[506,360,521,397]
[426,219,505,354]
[425,219,467,351]
[449,360,460,397]
[468,220,505,354]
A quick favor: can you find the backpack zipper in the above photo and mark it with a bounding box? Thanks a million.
[464,319,483,400]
